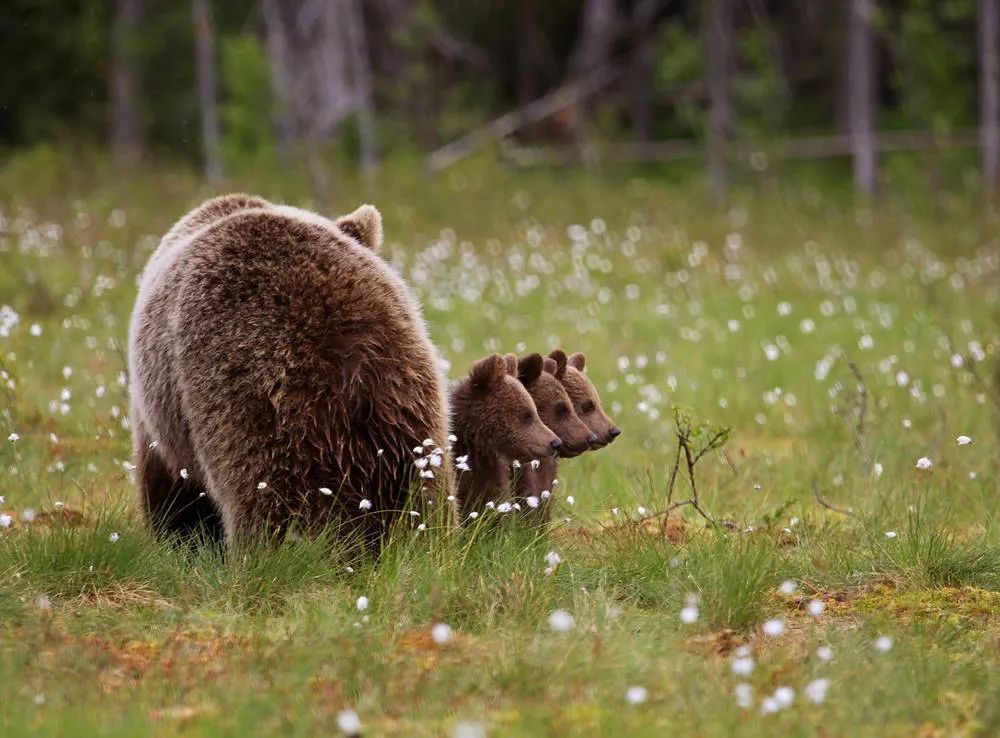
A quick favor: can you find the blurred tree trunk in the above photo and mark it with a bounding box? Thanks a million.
[979,0,999,202]
[517,0,541,107]
[192,0,223,182]
[110,0,143,166]
[261,0,295,164]
[626,0,659,141]
[847,0,877,197]
[569,0,617,145]
[343,0,377,176]
[705,0,733,203]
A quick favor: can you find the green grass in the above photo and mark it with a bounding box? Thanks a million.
[0,151,998,736]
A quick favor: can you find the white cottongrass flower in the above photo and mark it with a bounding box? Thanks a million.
[431,623,452,644]
[540,490,551,500]
[548,609,575,632]
[7,432,19,442]
[496,502,513,514]
[816,645,834,662]
[256,481,267,489]
[408,510,421,518]
[778,579,797,595]
[414,457,429,469]
[760,697,780,714]
[452,722,486,738]
[915,456,933,470]
[419,470,435,479]
[566,495,575,506]
[319,487,333,496]
[530,459,540,469]
[735,683,754,709]
[36,595,51,611]
[336,709,362,735]
[455,455,470,472]
[447,434,458,444]
[356,596,369,612]
[625,685,648,705]
[637,506,647,516]
[412,446,424,455]
[422,438,435,447]
[511,459,522,469]
[773,686,795,708]
[731,655,755,676]
[429,453,442,467]
[416,523,427,532]
[679,604,699,624]
[467,511,479,520]
[545,551,563,567]
[805,678,830,704]
[179,468,189,480]
[873,462,884,477]
[526,496,540,509]
[885,531,898,539]
[762,618,786,637]
[956,435,972,446]
[807,599,825,617]
[874,635,894,653]
[0,514,12,528]
[108,532,120,543]
[22,508,36,523]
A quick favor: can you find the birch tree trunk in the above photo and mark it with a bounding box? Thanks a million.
[192,0,223,182]
[110,0,143,166]
[848,0,877,196]
[705,0,733,203]
[569,0,617,145]
[979,0,999,201]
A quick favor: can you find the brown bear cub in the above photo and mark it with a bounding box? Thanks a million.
[514,353,595,520]
[450,354,561,517]
[551,349,620,448]
[129,195,452,551]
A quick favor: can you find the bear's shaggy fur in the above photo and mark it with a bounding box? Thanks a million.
[551,349,621,449]
[450,354,561,516]
[514,353,595,520]
[128,195,451,549]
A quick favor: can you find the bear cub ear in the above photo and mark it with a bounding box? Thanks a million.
[470,354,507,390]
[503,354,519,376]
[548,349,568,379]
[542,357,559,376]
[335,204,383,252]
[517,353,544,384]
[567,352,586,371]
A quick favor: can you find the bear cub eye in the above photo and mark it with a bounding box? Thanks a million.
[520,410,534,425]
[581,401,595,414]
[555,402,569,417]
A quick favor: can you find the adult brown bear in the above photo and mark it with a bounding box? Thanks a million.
[128,195,451,550]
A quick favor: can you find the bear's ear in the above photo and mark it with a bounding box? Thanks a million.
[518,353,544,384]
[567,352,586,371]
[503,353,519,376]
[542,357,558,376]
[548,349,568,379]
[336,204,383,252]
[470,354,506,390]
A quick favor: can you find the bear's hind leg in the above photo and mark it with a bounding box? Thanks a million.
[135,421,223,544]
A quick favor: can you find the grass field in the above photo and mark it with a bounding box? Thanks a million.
[1,152,999,736]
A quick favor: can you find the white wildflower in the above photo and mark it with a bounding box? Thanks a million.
[625,686,648,705]
[874,635,893,653]
[356,596,369,612]
[735,683,754,709]
[956,435,972,446]
[778,580,797,595]
[807,599,825,617]
[805,678,830,704]
[548,609,575,632]
[336,709,362,735]
[358,498,372,509]
[526,496,540,508]
[108,532,120,543]
[319,487,334,496]
[816,645,834,662]
[431,623,452,644]
[915,456,933,470]
[679,605,699,624]
[762,618,785,637]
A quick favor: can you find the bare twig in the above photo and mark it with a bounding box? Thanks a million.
[811,478,856,518]
[848,360,869,461]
